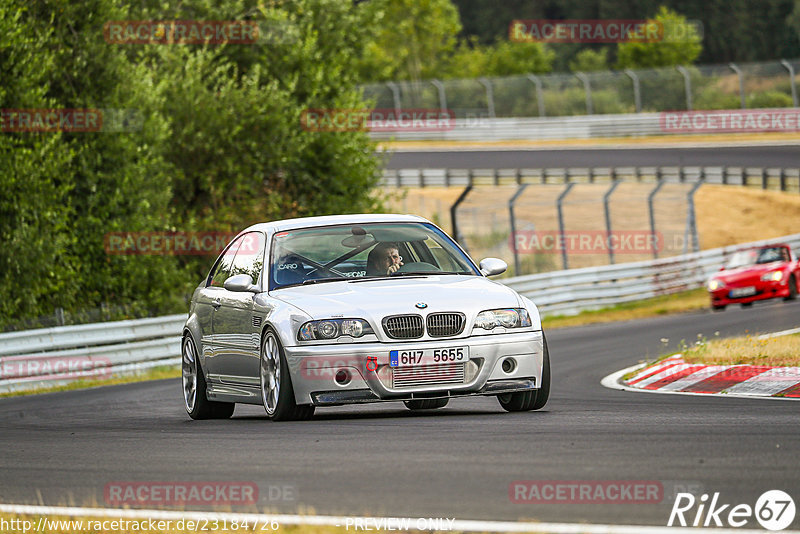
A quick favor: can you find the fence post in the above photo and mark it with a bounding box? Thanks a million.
[508,184,530,276]
[575,72,593,115]
[676,66,693,111]
[431,79,447,112]
[604,180,622,264]
[624,69,642,113]
[557,182,575,270]
[478,77,496,119]
[728,63,746,109]
[527,74,546,117]
[648,180,666,259]
[450,172,474,249]
[780,60,798,107]
[683,176,705,254]
[55,307,65,327]
[386,81,402,114]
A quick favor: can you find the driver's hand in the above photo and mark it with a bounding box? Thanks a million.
[387,261,403,275]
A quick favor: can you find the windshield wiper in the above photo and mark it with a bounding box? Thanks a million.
[301,278,345,285]
[389,271,464,276]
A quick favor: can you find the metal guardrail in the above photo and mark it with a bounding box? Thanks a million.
[2,232,799,392]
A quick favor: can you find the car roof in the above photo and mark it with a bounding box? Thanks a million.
[240,214,430,234]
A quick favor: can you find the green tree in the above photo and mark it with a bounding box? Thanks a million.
[615,7,702,69]
[568,48,610,72]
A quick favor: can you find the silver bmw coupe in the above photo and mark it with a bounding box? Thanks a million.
[182,214,550,421]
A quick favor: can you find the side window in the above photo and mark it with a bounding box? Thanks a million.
[208,235,245,287]
[230,232,266,284]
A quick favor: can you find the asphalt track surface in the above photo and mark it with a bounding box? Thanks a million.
[1,299,799,528]
[385,145,800,170]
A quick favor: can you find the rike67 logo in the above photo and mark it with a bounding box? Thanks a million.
[669,490,795,530]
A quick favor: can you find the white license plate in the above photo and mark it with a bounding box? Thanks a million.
[389,347,469,367]
[730,286,757,298]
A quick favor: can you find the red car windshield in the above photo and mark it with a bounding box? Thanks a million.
[725,247,787,269]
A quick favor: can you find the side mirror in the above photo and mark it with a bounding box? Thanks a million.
[224,273,258,293]
[719,266,725,271]
[479,257,507,277]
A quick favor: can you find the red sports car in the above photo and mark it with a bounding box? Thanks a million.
[707,244,799,310]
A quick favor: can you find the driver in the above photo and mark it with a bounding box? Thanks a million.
[366,242,403,276]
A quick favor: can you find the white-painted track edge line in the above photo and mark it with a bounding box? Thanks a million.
[0,503,795,534]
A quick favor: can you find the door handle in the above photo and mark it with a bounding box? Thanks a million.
[211,299,222,309]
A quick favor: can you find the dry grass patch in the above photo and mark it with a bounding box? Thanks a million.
[682,333,800,367]
[543,288,709,329]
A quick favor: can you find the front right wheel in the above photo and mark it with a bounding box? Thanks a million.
[498,332,550,412]
[260,328,315,422]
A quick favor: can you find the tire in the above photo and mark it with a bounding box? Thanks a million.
[498,332,550,412]
[404,398,449,410]
[712,304,726,311]
[260,328,315,422]
[784,276,798,301]
[182,335,235,420]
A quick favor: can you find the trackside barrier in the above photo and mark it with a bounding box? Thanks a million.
[2,232,800,391]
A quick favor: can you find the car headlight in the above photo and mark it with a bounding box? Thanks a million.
[761,270,784,282]
[298,319,374,340]
[473,308,531,330]
[708,279,725,291]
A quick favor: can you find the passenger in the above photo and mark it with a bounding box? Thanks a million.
[366,242,404,276]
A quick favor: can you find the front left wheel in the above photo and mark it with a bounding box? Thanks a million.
[498,332,551,412]
[182,335,235,420]
[260,329,315,422]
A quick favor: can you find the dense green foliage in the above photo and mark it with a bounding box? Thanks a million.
[452,0,800,68]
[0,0,383,328]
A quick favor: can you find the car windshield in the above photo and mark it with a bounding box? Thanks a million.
[725,247,786,269]
[269,222,478,289]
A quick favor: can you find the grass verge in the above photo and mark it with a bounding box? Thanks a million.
[542,288,709,330]
[682,332,800,367]
[0,365,180,399]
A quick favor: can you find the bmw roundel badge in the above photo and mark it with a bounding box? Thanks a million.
[415,302,428,309]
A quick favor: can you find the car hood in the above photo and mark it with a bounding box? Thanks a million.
[269,275,521,320]
[715,262,785,284]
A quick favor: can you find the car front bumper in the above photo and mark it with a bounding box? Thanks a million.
[710,279,790,306]
[283,330,544,406]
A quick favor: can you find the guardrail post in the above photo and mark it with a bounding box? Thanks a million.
[386,81,402,114]
[431,79,447,112]
[508,184,530,275]
[603,181,622,264]
[450,171,474,249]
[684,177,704,254]
[575,72,593,115]
[527,74,546,117]
[444,168,450,187]
[722,166,729,185]
[557,182,576,270]
[762,168,768,190]
[478,77,496,119]
[648,181,666,259]
[780,60,798,107]
[781,168,787,192]
[676,66,693,111]
[624,69,642,113]
[729,63,746,109]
